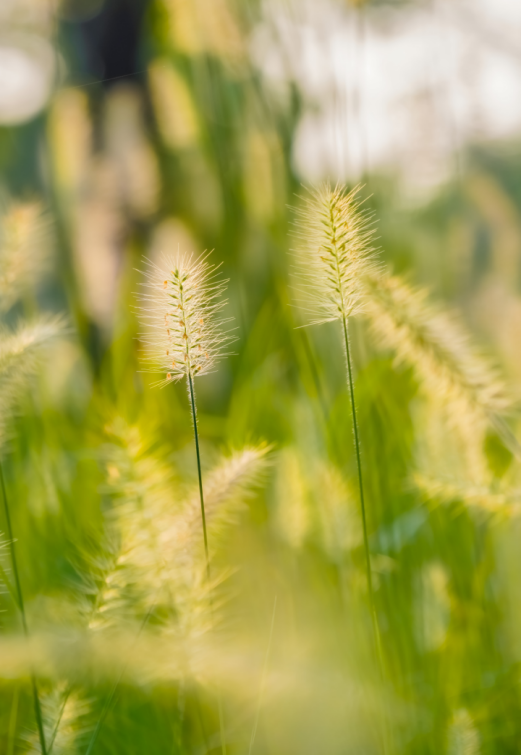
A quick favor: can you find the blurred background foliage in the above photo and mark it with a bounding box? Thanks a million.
[0,0,519,753]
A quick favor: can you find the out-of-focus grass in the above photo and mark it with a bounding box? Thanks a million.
[0,0,519,754]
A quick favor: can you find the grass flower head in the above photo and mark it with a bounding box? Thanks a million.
[292,183,380,326]
[137,250,233,386]
[291,182,385,685]
[363,272,513,429]
[0,200,51,313]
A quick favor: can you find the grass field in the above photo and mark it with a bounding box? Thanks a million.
[0,1,519,754]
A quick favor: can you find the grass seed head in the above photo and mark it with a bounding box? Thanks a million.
[362,271,512,426]
[137,250,234,385]
[292,182,380,325]
[0,201,52,313]
[0,315,67,455]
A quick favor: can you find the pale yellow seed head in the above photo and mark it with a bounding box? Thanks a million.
[137,250,234,386]
[291,183,381,326]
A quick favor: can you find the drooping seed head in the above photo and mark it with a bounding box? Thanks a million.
[362,271,512,426]
[0,201,52,313]
[0,314,67,455]
[137,251,233,386]
[292,183,380,325]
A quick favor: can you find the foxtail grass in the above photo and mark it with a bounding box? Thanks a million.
[292,183,382,647]
[137,255,236,753]
[137,251,233,573]
[0,314,66,754]
[0,462,47,755]
[0,200,51,314]
[362,271,518,458]
[0,316,67,454]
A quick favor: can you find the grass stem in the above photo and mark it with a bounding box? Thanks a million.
[187,373,226,755]
[188,373,210,580]
[0,461,47,755]
[47,690,69,754]
[341,318,380,651]
[342,318,389,753]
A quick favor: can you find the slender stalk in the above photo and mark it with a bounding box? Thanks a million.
[47,690,69,754]
[342,320,389,754]
[490,414,521,461]
[323,195,382,664]
[341,318,380,649]
[188,373,210,579]
[85,680,118,755]
[0,461,47,755]
[187,373,226,755]
[249,595,277,755]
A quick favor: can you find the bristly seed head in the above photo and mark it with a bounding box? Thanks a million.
[137,251,234,387]
[291,183,381,325]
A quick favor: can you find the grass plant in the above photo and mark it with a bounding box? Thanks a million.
[291,183,382,651]
[137,251,234,575]
[0,463,47,755]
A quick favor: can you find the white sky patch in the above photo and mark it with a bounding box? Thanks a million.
[251,0,520,195]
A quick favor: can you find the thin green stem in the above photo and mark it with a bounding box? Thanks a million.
[341,318,379,645]
[187,373,226,755]
[85,679,118,755]
[343,318,389,755]
[47,689,70,754]
[0,461,47,755]
[490,414,521,461]
[188,373,210,580]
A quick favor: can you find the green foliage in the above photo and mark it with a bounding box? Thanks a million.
[0,1,519,754]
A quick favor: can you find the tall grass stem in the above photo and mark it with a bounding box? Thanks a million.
[0,461,47,755]
[341,319,380,648]
[47,691,69,754]
[342,319,388,752]
[187,373,226,754]
[188,373,210,578]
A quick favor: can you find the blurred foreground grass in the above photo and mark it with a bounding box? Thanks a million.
[0,1,520,754]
